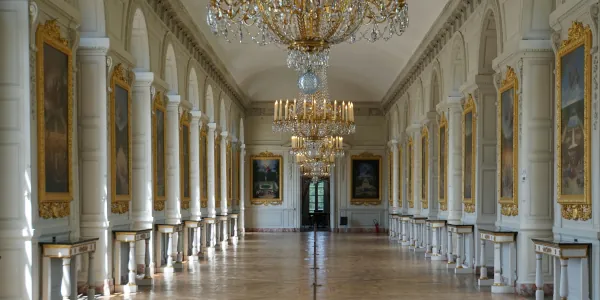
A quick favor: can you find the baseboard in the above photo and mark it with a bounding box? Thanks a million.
[245,228,300,232]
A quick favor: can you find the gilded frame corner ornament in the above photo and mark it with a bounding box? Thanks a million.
[250,151,283,206]
[350,152,383,206]
[407,137,414,208]
[556,21,592,221]
[498,66,519,217]
[152,92,167,211]
[398,144,403,208]
[421,126,429,209]
[180,110,191,210]
[110,63,133,214]
[200,124,208,208]
[36,20,73,219]
[438,113,448,211]
[462,94,476,212]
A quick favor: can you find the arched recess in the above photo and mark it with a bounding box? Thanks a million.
[129,8,150,71]
[429,60,443,111]
[188,67,200,109]
[478,7,501,75]
[219,98,227,131]
[205,85,215,122]
[164,43,178,94]
[449,32,467,95]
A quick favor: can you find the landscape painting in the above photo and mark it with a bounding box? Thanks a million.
[250,152,282,205]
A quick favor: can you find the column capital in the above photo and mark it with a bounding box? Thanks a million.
[207,122,217,130]
[387,139,398,148]
[406,123,421,134]
[190,110,202,120]
[420,111,438,125]
[221,131,229,138]
[79,37,110,54]
[133,71,155,88]
[240,144,246,150]
[436,96,462,113]
[166,94,181,107]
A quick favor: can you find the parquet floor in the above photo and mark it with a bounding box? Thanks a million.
[112,232,529,300]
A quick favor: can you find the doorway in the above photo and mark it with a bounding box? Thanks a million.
[301,177,330,231]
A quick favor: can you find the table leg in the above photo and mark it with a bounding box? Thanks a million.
[432,227,438,255]
[559,258,568,300]
[128,242,137,285]
[493,243,502,285]
[166,233,174,268]
[455,233,463,269]
[535,253,544,300]
[144,239,151,279]
[88,252,95,298]
[554,256,560,300]
[61,258,71,300]
[479,239,487,279]
[447,230,454,264]
[191,227,198,258]
[233,218,238,238]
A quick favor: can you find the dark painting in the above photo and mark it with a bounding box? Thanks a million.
[439,126,445,200]
[463,112,473,199]
[351,159,380,199]
[560,45,585,196]
[252,159,280,199]
[201,138,208,200]
[156,109,166,197]
[421,137,427,200]
[182,125,190,198]
[114,84,129,196]
[43,43,69,193]
[500,88,514,198]
[408,145,413,198]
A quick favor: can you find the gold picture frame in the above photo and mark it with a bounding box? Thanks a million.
[407,137,414,208]
[250,151,283,205]
[200,125,208,208]
[388,150,393,206]
[498,66,519,216]
[36,20,73,219]
[462,94,476,214]
[398,145,403,208]
[152,92,167,211]
[438,113,448,211]
[180,110,191,210]
[227,142,232,206]
[421,127,429,209]
[110,63,133,214]
[556,22,592,221]
[350,152,382,206]
[215,135,221,203]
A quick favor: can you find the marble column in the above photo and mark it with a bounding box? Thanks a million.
[220,131,229,216]
[439,97,463,224]
[239,144,246,236]
[190,112,202,221]
[131,72,155,271]
[165,95,181,224]
[391,140,399,213]
[79,37,112,294]
[207,123,217,218]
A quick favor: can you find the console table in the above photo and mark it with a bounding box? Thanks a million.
[447,223,474,274]
[410,216,427,252]
[113,229,152,293]
[183,220,201,261]
[40,237,99,300]
[399,214,412,246]
[477,226,517,292]
[427,219,447,261]
[155,223,183,273]
[532,238,591,300]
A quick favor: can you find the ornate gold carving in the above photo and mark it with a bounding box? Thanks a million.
[36,20,73,218]
[350,152,382,206]
[556,22,592,220]
[110,63,132,214]
[462,94,476,212]
[498,66,519,216]
[501,203,518,217]
[438,113,448,211]
[561,204,592,221]
[464,203,475,213]
[152,92,167,211]
[180,109,191,210]
[421,126,429,209]
[407,137,414,208]
[39,202,70,219]
[250,151,283,206]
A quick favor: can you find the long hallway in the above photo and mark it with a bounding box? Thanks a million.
[117,233,525,300]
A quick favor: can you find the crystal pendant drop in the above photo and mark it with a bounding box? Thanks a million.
[297,71,320,95]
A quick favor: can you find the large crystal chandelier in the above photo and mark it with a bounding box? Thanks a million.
[290,135,344,158]
[207,0,409,73]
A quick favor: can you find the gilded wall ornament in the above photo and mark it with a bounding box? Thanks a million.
[464,203,475,214]
[555,22,592,220]
[497,66,519,216]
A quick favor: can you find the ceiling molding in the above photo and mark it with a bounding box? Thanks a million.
[149,0,249,110]
[381,0,482,112]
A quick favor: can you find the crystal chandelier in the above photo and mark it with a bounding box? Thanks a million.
[207,0,409,73]
[290,135,344,159]
[297,154,334,182]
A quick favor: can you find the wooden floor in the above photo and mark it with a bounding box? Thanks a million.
[115,232,528,300]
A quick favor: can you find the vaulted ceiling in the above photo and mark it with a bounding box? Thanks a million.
[181,0,451,103]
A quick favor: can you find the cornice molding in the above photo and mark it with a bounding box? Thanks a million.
[382,0,480,111]
[147,0,248,110]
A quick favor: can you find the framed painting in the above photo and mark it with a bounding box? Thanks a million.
[350,152,382,206]
[152,92,167,211]
[110,63,132,214]
[250,151,283,205]
[408,138,414,208]
[200,125,208,208]
[215,136,221,203]
[36,20,73,219]
[388,150,393,206]
[227,142,232,206]
[421,127,429,209]
[236,149,241,204]
[180,111,191,209]
[498,66,519,216]
[438,114,448,211]
[556,21,592,221]
[398,145,402,208]
[462,94,476,213]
